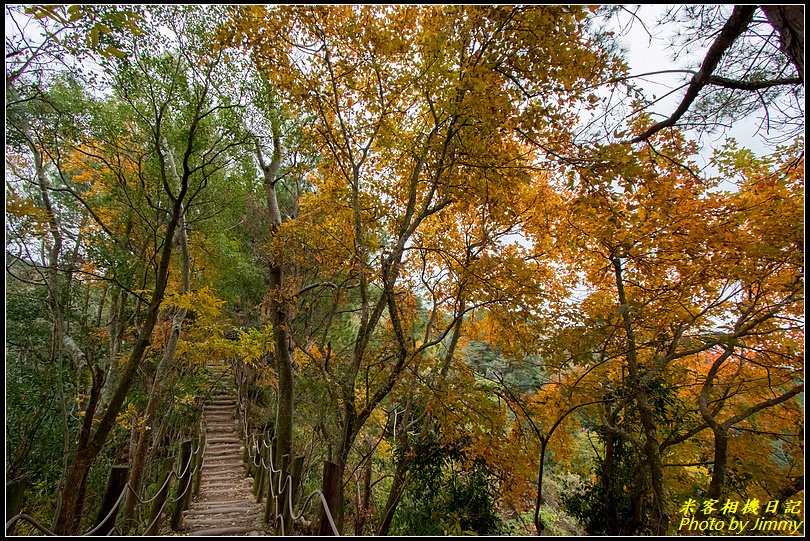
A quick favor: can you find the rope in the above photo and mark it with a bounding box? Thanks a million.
[5,396,208,536]
[4,514,57,536]
[235,362,340,536]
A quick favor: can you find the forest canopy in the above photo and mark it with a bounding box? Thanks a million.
[5,4,804,536]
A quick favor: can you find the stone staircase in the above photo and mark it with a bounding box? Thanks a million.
[183,364,267,536]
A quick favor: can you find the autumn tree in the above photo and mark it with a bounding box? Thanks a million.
[5,6,250,532]
[220,4,624,533]
[554,122,803,534]
[6,5,802,537]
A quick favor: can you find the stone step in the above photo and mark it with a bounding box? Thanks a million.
[194,488,254,500]
[204,444,243,453]
[185,516,262,528]
[186,506,261,517]
[204,422,237,430]
[204,412,236,419]
[191,499,254,508]
[202,466,245,476]
[206,419,237,425]
[204,453,243,462]
[205,445,242,454]
[205,443,241,451]
[204,445,242,453]
[184,525,265,536]
[205,437,239,445]
[198,481,250,491]
[203,459,244,469]
[205,432,241,444]
[202,457,244,466]
[204,405,236,412]
[187,503,259,513]
[205,430,240,437]
[203,448,242,455]
[204,420,237,428]
[204,426,236,433]
[200,460,246,470]
[203,456,243,464]
[198,473,248,485]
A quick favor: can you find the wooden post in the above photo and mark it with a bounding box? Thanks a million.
[6,475,29,535]
[262,429,279,525]
[282,454,305,534]
[170,440,192,532]
[243,434,251,474]
[318,461,341,536]
[263,454,277,524]
[290,454,305,507]
[192,439,203,498]
[254,444,267,502]
[145,470,172,535]
[95,465,129,535]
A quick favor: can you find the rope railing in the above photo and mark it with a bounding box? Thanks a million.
[5,396,208,537]
[139,419,208,535]
[235,361,340,536]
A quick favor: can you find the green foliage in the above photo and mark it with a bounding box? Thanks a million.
[562,432,647,535]
[465,340,546,393]
[391,436,503,536]
[5,283,76,523]
[562,378,680,535]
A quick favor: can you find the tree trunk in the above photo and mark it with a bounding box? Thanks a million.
[318,461,342,535]
[612,254,669,535]
[629,464,646,534]
[704,427,728,503]
[25,120,65,368]
[122,190,191,531]
[256,129,295,508]
[639,397,668,534]
[353,445,373,535]
[377,446,412,536]
[533,438,550,534]
[102,287,126,409]
[601,428,618,534]
[53,198,185,535]
[762,5,804,82]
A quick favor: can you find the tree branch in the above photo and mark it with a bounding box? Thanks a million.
[631,5,758,143]
[707,75,802,90]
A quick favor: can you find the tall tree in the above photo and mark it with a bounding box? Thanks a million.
[223,5,623,532]
[557,124,803,533]
[16,10,248,531]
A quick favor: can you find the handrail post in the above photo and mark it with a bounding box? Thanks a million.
[255,441,268,502]
[95,465,129,535]
[145,469,172,535]
[282,454,305,534]
[263,445,276,525]
[6,475,29,535]
[290,455,305,507]
[318,461,341,536]
[170,440,192,532]
[192,434,204,498]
